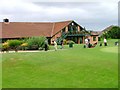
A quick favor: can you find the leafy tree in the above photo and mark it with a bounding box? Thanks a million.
[101,26,120,39]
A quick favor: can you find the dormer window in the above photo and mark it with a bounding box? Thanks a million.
[72,22,74,26]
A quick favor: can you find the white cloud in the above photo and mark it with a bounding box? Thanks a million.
[0,0,118,31]
[0,0,43,18]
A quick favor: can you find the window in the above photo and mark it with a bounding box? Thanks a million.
[93,36,96,41]
[72,22,74,25]
[62,28,65,32]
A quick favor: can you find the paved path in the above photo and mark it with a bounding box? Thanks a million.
[0,49,67,54]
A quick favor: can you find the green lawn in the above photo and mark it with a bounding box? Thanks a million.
[1,39,118,88]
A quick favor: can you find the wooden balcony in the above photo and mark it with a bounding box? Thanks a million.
[63,31,88,37]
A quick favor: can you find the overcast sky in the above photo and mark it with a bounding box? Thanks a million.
[0,0,119,31]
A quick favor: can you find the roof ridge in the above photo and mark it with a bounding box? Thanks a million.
[1,20,73,23]
[54,20,73,23]
[51,20,73,37]
[3,22,53,23]
[51,23,55,37]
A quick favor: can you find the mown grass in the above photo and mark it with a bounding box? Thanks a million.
[1,39,118,88]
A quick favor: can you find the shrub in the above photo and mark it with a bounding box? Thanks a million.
[8,40,22,52]
[2,42,9,48]
[21,43,28,47]
[0,44,2,49]
[67,40,75,44]
[21,43,28,50]
[98,37,101,41]
[1,42,9,52]
[68,40,75,48]
[26,36,47,50]
[63,39,67,45]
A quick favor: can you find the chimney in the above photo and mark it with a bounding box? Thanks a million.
[3,18,10,24]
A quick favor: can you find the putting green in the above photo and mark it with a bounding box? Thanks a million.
[100,46,118,53]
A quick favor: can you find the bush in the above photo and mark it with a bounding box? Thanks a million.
[1,42,9,52]
[67,40,75,44]
[21,43,28,47]
[20,43,28,50]
[63,39,67,45]
[2,42,9,48]
[8,40,22,52]
[68,40,75,48]
[0,44,2,49]
[98,37,102,41]
[26,36,47,50]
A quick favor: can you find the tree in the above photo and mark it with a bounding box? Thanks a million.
[101,26,120,39]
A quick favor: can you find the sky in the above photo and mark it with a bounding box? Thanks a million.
[0,0,119,31]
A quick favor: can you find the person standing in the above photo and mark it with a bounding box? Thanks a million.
[60,40,64,49]
[53,40,57,51]
[87,38,91,48]
[88,38,90,44]
[44,39,48,51]
[85,38,88,48]
[104,38,107,46]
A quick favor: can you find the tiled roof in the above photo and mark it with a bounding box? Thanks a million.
[52,21,72,36]
[90,31,99,36]
[1,20,72,38]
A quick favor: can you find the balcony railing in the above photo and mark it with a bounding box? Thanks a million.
[62,31,87,36]
[56,30,89,44]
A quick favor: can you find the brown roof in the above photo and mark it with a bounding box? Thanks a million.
[1,20,72,38]
[90,31,99,36]
[52,21,72,36]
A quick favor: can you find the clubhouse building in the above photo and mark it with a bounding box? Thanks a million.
[0,19,98,44]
